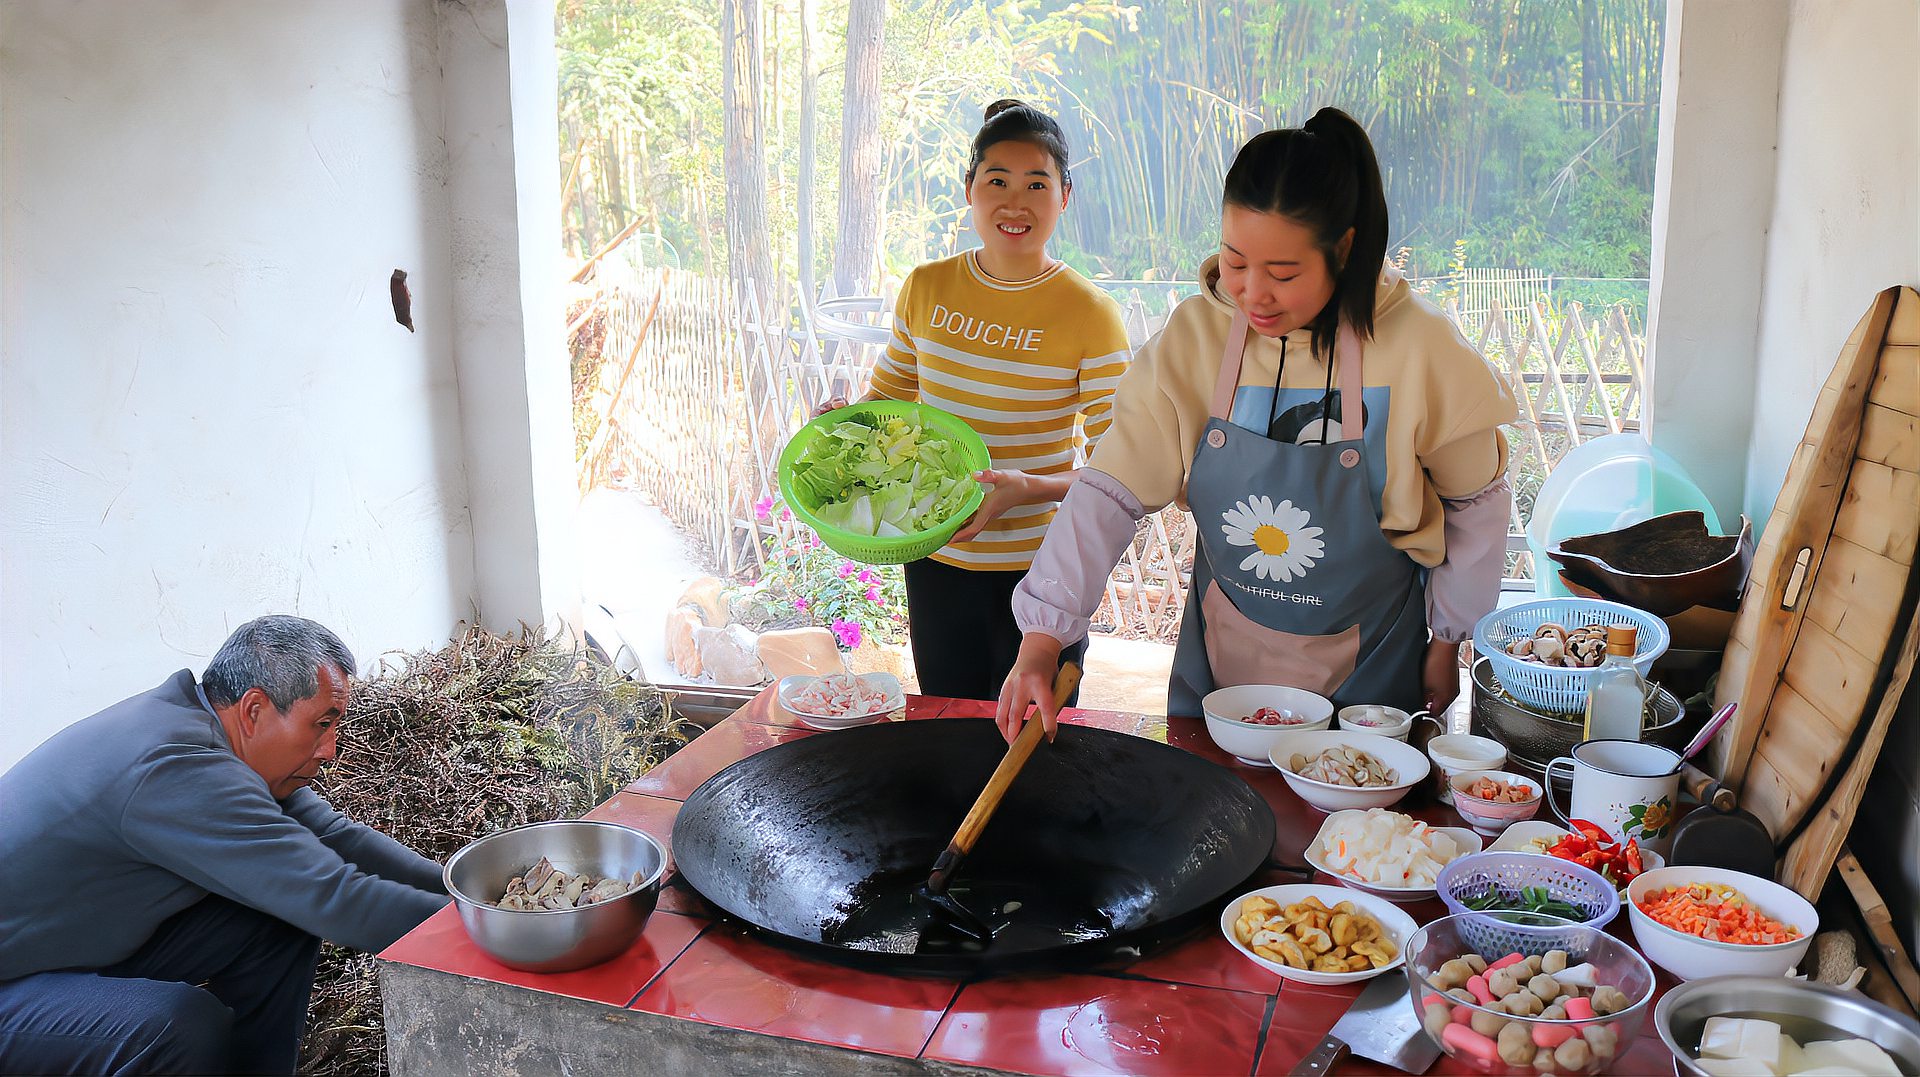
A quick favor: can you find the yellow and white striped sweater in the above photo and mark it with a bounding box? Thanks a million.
[869,252,1130,570]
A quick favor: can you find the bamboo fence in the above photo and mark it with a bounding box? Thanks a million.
[579,269,1647,643]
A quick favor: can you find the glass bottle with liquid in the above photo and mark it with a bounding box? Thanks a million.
[1582,625,1647,741]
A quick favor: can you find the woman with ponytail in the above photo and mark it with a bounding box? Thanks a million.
[821,100,1130,703]
[997,108,1516,737]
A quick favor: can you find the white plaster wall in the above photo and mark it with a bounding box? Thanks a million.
[1743,0,1920,960]
[1745,0,1920,525]
[0,0,474,770]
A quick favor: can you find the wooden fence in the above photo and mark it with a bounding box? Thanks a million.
[580,270,1646,642]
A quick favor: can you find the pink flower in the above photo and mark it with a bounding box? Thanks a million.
[793,598,809,611]
[865,587,882,602]
[807,538,820,549]
[754,495,774,521]
[780,508,793,522]
[857,568,876,584]
[831,619,863,649]
[837,562,857,579]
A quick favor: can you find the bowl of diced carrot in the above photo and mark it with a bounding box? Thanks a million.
[1624,865,1815,982]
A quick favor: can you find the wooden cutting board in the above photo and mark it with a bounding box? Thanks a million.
[1711,285,1920,900]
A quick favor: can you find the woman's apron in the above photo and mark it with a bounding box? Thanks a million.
[1168,312,1428,716]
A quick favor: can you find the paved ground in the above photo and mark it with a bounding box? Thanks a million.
[576,488,1176,713]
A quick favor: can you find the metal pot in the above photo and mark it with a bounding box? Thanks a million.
[445,819,668,973]
[1469,658,1694,787]
[1656,975,1920,1076]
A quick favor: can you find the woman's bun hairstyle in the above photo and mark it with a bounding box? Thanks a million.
[968,99,1072,188]
[984,98,1025,122]
[1221,106,1389,352]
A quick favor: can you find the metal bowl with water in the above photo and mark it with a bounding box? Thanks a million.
[1656,975,1920,1076]
[445,819,668,973]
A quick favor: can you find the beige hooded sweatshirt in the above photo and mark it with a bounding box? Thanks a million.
[1014,256,1517,645]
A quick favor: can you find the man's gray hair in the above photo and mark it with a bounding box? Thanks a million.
[202,615,357,710]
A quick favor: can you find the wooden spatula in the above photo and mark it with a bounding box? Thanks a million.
[912,661,1084,941]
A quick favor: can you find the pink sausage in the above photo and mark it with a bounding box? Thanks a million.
[1466,974,1496,1006]
[1564,996,1596,1025]
[1532,1023,1579,1049]
[1421,994,1446,1011]
[1442,1023,1502,1066]
[1488,952,1528,972]
[1451,1005,1475,1026]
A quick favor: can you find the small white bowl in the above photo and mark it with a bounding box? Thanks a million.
[1336,704,1423,741]
[1219,883,1418,985]
[1447,769,1544,835]
[1426,733,1508,805]
[1625,865,1817,981]
[1200,684,1335,766]
[1268,730,1431,812]
[775,672,903,730]
[1304,810,1484,903]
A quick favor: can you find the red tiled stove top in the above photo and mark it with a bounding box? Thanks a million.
[381,688,1683,1075]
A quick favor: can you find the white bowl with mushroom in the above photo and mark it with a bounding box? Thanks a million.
[1268,729,1432,812]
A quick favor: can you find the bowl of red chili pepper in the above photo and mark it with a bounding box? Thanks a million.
[1547,820,1651,890]
[1625,866,1815,981]
[1490,820,1661,891]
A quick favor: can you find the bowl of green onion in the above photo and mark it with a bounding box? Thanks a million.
[1436,851,1619,932]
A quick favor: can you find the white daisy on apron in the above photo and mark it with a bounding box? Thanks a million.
[1219,495,1325,582]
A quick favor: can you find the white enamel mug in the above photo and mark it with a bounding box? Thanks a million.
[1545,740,1682,857]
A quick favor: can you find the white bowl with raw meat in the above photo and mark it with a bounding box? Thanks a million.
[776,672,904,729]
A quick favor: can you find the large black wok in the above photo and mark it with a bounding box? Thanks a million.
[671,718,1274,974]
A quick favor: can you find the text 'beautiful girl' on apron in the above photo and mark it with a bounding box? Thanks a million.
[1168,311,1429,717]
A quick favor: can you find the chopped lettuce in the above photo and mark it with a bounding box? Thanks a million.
[788,412,979,537]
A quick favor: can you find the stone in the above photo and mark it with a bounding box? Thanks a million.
[695,623,766,686]
[844,638,907,679]
[664,607,703,679]
[756,627,843,679]
[676,576,728,627]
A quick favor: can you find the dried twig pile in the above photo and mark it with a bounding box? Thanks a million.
[297,624,692,1077]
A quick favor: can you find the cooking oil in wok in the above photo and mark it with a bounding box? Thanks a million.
[825,863,1147,956]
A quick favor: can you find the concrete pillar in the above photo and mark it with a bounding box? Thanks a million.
[441,0,580,631]
[1644,0,1790,526]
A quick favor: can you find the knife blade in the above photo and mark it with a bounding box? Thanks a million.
[1290,972,1441,1075]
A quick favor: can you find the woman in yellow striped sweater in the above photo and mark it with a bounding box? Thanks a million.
[835,100,1130,702]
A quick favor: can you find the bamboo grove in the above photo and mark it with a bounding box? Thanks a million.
[559,0,1663,301]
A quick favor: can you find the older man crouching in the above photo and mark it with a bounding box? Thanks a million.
[0,616,447,1075]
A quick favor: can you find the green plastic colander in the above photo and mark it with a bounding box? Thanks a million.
[776,401,991,565]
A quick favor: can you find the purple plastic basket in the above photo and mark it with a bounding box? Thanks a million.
[1436,851,1619,938]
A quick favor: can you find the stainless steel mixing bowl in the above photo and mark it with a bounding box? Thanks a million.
[1470,657,1693,786]
[1656,975,1920,1076]
[444,819,667,973]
